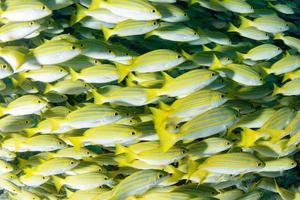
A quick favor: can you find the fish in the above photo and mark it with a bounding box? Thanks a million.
[0,95,47,116]
[151,107,239,151]
[102,20,159,40]
[52,172,112,191]
[116,49,185,81]
[0,0,52,21]
[89,0,162,20]
[110,170,169,200]
[69,124,142,148]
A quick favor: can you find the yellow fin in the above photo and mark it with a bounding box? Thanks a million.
[116,63,131,83]
[70,4,87,25]
[68,136,84,150]
[150,107,177,152]
[52,176,65,191]
[102,25,113,41]
[91,89,105,105]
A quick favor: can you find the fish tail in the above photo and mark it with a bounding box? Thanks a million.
[115,156,129,167]
[210,54,223,69]
[24,128,37,137]
[115,144,137,162]
[272,84,280,96]
[239,16,252,28]
[115,144,130,155]
[23,168,34,176]
[44,83,52,94]
[68,136,84,149]
[158,101,171,111]
[274,33,284,40]
[126,73,137,86]
[181,50,192,60]
[228,23,238,32]
[0,106,5,117]
[102,25,113,41]
[116,63,131,82]
[146,88,160,101]
[17,158,27,169]
[89,0,102,10]
[52,176,65,191]
[70,4,87,25]
[235,51,245,62]
[282,73,291,82]
[91,89,105,105]
[69,68,79,81]
[144,31,153,38]
[47,118,62,132]
[150,107,177,152]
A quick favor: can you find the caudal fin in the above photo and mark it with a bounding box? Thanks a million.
[116,63,131,82]
[91,89,105,105]
[69,68,79,81]
[102,25,113,41]
[150,107,177,152]
[70,4,87,25]
[52,176,65,191]
[68,137,84,149]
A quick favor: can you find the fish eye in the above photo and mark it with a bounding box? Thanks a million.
[152,10,156,13]
[221,94,225,98]
[125,53,129,56]
[37,100,41,103]
[277,47,280,51]
[59,69,63,72]
[153,22,157,25]
[131,132,136,135]
[158,174,163,178]
[59,142,62,145]
[25,120,29,124]
[259,78,263,81]
[41,6,46,10]
[29,22,34,25]
[184,13,187,16]
[72,46,76,50]
[227,142,231,145]
[291,162,295,165]
[194,32,197,35]
[227,57,230,60]
[235,114,239,118]
[129,120,133,123]
[80,43,84,48]
[182,150,186,154]
[172,162,179,167]
[108,50,112,53]
[42,176,46,179]
[2,64,6,69]
[114,112,118,116]
[211,73,215,76]
[99,168,102,172]
[84,84,88,87]
[104,177,108,180]
[175,125,179,129]
[257,162,262,166]
[94,60,99,64]
[177,55,181,58]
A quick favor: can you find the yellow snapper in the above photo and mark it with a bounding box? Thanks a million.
[151,106,239,151]
[0,95,47,116]
[69,124,142,148]
[32,40,82,65]
[116,49,185,82]
[53,172,112,191]
[110,170,169,200]
[89,0,162,20]
[0,0,52,21]
[147,69,218,99]
[69,64,119,83]
[102,20,159,40]
[24,157,79,176]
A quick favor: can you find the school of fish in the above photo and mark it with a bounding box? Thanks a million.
[0,0,299,199]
